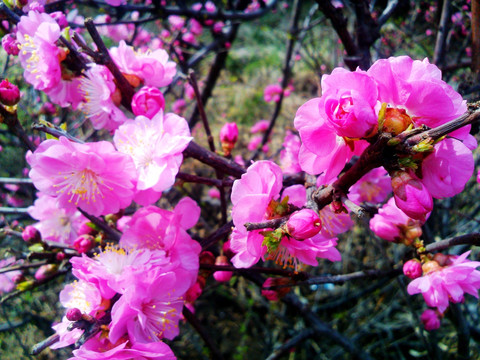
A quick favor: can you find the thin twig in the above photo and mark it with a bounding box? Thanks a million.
[77,209,121,242]
[424,233,480,253]
[433,0,451,66]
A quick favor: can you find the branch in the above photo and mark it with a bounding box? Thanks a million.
[0,178,33,185]
[77,208,121,242]
[424,233,480,253]
[265,328,316,360]
[176,172,233,187]
[200,220,233,250]
[244,216,288,231]
[433,0,451,66]
[473,0,480,74]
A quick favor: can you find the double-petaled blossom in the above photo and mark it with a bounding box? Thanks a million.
[27,137,136,217]
[110,40,176,88]
[27,193,87,245]
[79,64,128,132]
[369,197,424,242]
[407,251,480,313]
[17,11,82,108]
[119,197,201,288]
[230,161,341,269]
[131,86,165,119]
[348,167,391,205]
[113,111,192,206]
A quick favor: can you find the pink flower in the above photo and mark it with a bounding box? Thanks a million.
[109,269,189,343]
[407,251,480,313]
[250,120,270,134]
[368,56,469,140]
[110,40,176,88]
[17,11,61,92]
[420,309,441,331]
[279,131,301,174]
[27,137,136,217]
[119,198,201,287]
[131,86,165,119]
[403,259,422,279]
[421,138,474,199]
[391,170,433,222]
[79,64,128,132]
[27,193,87,245]
[70,334,175,359]
[321,68,378,138]
[286,209,322,240]
[348,167,391,205]
[208,188,221,199]
[264,84,283,102]
[247,135,262,151]
[113,111,192,206]
[172,98,187,114]
[104,0,126,6]
[369,197,424,242]
[0,257,21,294]
[294,97,368,183]
[168,15,185,31]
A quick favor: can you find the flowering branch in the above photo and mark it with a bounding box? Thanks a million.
[200,263,308,280]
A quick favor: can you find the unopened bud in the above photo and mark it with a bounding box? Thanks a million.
[66,308,83,322]
[286,209,321,240]
[56,252,66,261]
[73,234,96,254]
[22,225,41,244]
[34,264,58,281]
[219,122,238,156]
[0,79,20,106]
[422,260,440,274]
[213,255,233,282]
[382,108,413,135]
[403,259,422,279]
[2,34,19,56]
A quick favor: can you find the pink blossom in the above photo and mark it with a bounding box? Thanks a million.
[391,170,433,222]
[421,138,474,199]
[321,68,378,138]
[73,235,96,254]
[172,98,187,114]
[368,56,469,140]
[27,137,136,217]
[0,257,21,294]
[110,40,176,88]
[168,15,185,31]
[407,251,480,313]
[28,193,87,245]
[264,84,283,102]
[131,86,165,119]
[250,120,270,134]
[208,188,220,199]
[420,309,441,331]
[219,122,238,155]
[109,269,188,343]
[294,97,369,183]
[348,167,391,204]
[247,135,262,151]
[280,131,301,174]
[114,111,192,205]
[79,64,128,132]
[95,15,134,42]
[120,198,201,287]
[104,0,127,6]
[69,334,175,359]
[369,198,424,242]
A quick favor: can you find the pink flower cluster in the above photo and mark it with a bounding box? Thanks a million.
[230,161,341,270]
[295,56,475,220]
[51,198,201,358]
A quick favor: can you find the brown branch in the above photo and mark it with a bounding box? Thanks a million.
[200,220,233,250]
[176,172,233,187]
[31,334,60,355]
[183,141,245,178]
[244,216,288,231]
[0,260,48,274]
[200,263,308,280]
[31,122,84,144]
[433,0,451,66]
[424,233,480,253]
[473,0,480,74]
[77,209,121,243]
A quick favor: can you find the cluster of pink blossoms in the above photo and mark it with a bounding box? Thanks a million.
[295,56,476,221]
[51,198,200,358]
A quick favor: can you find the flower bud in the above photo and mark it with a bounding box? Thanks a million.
[73,234,96,254]
[382,108,413,135]
[286,209,322,240]
[261,277,291,301]
[420,309,441,331]
[422,260,440,274]
[2,34,19,56]
[403,259,422,279]
[34,264,58,281]
[219,122,238,155]
[56,252,66,261]
[66,308,83,322]
[213,255,233,282]
[22,225,41,244]
[0,79,20,106]
[50,11,68,28]
[391,170,432,221]
[40,102,56,115]
[131,86,165,119]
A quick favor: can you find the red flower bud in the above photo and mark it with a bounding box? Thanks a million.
[286,209,322,240]
[403,259,422,279]
[22,225,41,244]
[0,79,20,106]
